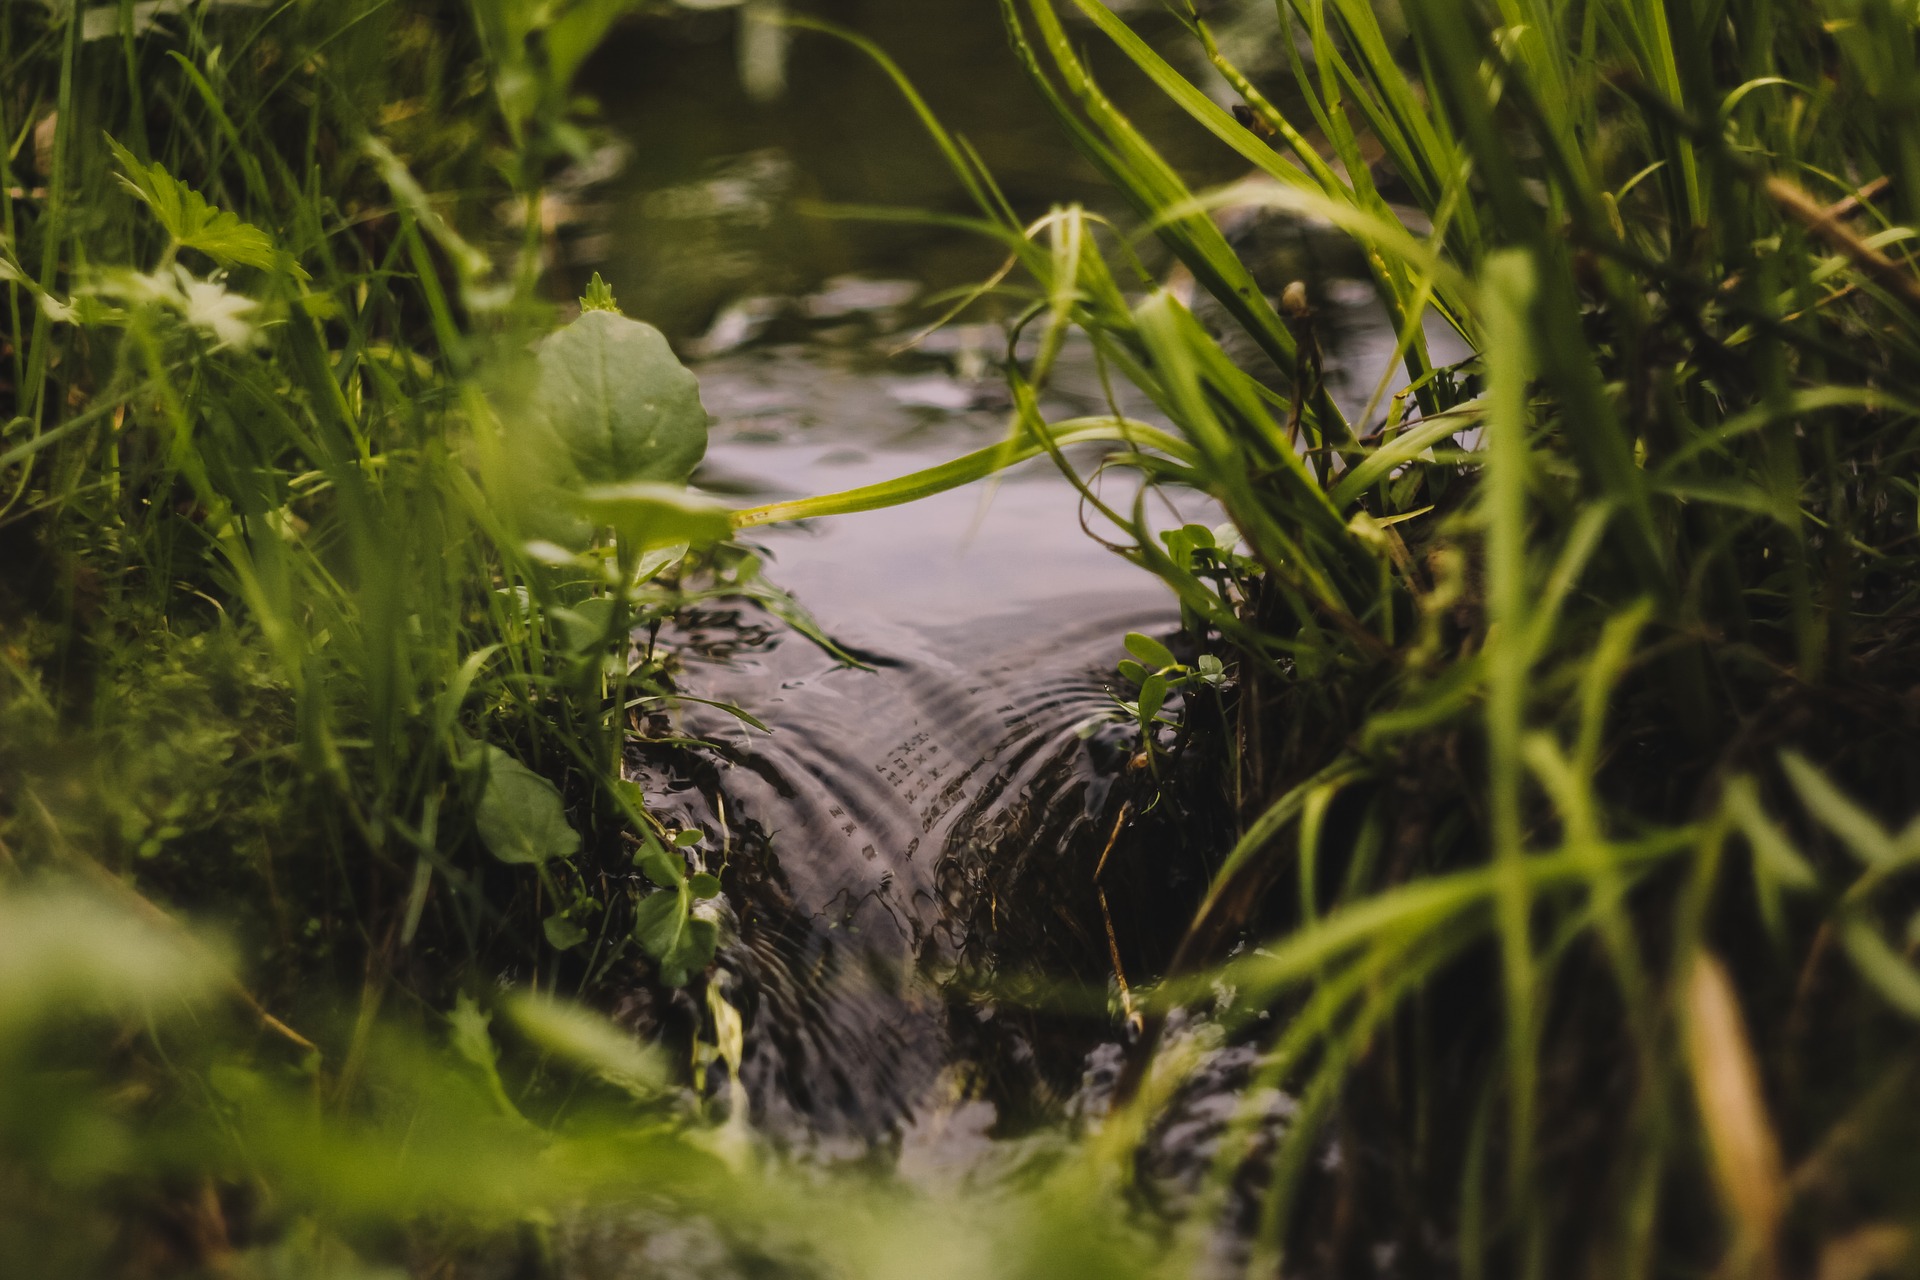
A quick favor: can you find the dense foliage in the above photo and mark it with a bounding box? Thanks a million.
[907,0,1920,1273]
[11,0,1920,1277]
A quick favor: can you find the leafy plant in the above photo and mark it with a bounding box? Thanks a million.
[1112,623,1225,770]
[632,827,723,988]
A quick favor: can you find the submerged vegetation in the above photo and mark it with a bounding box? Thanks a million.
[9,0,1920,1276]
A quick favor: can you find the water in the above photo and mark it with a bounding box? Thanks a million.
[578,0,1470,1189]
[628,328,1204,1154]
[574,0,1258,339]
[610,276,1463,1166]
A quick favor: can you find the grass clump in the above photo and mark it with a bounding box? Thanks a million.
[0,1,815,1272]
[0,5,1195,1275]
[750,0,1920,1273]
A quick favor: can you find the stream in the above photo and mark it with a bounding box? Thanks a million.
[632,325,1197,1156]
[571,0,1467,1217]
[613,276,1462,1176]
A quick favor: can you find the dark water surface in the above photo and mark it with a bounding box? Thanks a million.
[578,0,1250,337]
[634,333,1199,1155]
[620,310,1456,1162]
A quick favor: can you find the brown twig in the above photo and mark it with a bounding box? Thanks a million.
[1767,176,1920,312]
[1093,801,1140,1033]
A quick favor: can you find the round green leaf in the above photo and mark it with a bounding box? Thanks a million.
[636,844,685,890]
[535,310,709,487]
[475,747,580,866]
[542,913,589,951]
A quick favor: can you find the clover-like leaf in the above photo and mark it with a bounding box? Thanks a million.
[474,746,580,866]
[535,309,709,488]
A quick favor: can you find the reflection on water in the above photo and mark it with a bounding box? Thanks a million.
[578,0,1262,336]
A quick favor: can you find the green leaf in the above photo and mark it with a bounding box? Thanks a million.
[1839,916,1920,1020]
[579,272,621,314]
[577,483,732,552]
[633,868,720,988]
[0,887,223,1033]
[1137,673,1169,726]
[542,913,588,950]
[634,887,687,958]
[636,841,685,890]
[1782,751,1894,866]
[684,917,719,968]
[671,828,704,847]
[105,134,306,280]
[1116,658,1150,687]
[1724,776,1819,890]
[448,993,523,1120]
[1125,632,1178,670]
[689,872,723,901]
[502,991,667,1098]
[549,596,618,652]
[474,747,580,865]
[534,310,709,487]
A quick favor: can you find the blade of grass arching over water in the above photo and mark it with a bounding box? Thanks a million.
[727,419,1195,529]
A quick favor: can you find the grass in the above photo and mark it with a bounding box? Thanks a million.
[0,1,941,1272]
[11,0,1920,1276]
[745,0,1920,1273]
